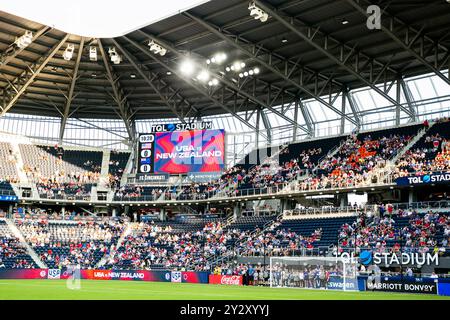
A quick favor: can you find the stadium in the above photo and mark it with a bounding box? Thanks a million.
[0,0,450,303]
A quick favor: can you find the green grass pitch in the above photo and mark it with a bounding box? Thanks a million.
[0,280,449,300]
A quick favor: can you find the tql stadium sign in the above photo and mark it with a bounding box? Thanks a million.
[340,251,439,267]
[395,173,450,186]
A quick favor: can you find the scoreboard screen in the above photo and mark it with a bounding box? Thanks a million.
[137,124,225,175]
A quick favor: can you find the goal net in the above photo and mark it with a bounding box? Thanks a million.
[269,256,359,291]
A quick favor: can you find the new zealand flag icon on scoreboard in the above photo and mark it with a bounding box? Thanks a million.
[140,158,151,165]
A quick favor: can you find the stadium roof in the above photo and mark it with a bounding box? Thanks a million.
[0,0,449,141]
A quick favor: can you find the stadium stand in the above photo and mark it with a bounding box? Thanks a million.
[0,181,16,196]
[395,118,450,178]
[0,142,19,182]
[108,150,131,188]
[17,217,126,269]
[20,144,102,183]
[0,219,37,269]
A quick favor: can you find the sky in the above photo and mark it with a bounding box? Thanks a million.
[1,0,210,37]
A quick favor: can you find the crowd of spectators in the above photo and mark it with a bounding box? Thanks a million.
[234,227,323,256]
[104,221,241,271]
[395,118,450,178]
[297,132,413,191]
[111,129,417,201]
[17,218,126,269]
[114,185,165,201]
[337,210,449,255]
[37,181,92,199]
[0,234,35,269]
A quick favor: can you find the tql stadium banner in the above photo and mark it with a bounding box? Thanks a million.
[0,269,209,284]
[395,172,450,186]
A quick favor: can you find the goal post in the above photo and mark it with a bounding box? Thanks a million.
[269,256,359,291]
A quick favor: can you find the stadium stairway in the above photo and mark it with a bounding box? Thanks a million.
[120,151,135,186]
[280,137,345,193]
[9,139,28,183]
[98,149,111,189]
[390,120,436,163]
[207,212,283,269]
[96,221,133,268]
[4,218,46,268]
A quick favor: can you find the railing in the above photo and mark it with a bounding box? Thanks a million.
[392,200,450,211]
[0,189,16,196]
[285,206,363,217]
[109,171,396,203]
[38,193,92,201]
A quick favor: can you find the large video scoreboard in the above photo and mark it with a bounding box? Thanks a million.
[137,122,225,176]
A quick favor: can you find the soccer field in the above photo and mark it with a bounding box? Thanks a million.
[0,280,449,300]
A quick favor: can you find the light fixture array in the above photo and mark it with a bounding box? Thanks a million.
[108,47,122,64]
[248,2,268,22]
[148,40,167,56]
[206,52,227,65]
[14,31,33,49]
[89,46,97,61]
[179,59,220,86]
[62,44,75,61]
[238,67,260,78]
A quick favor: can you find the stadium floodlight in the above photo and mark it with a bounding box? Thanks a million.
[248,2,268,22]
[180,59,195,75]
[244,71,249,77]
[239,73,244,78]
[231,61,245,72]
[89,46,97,61]
[208,78,219,86]
[148,40,167,56]
[206,53,227,65]
[197,70,210,82]
[225,66,231,72]
[214,52,227,64]
[108,47,122,64]
[62,44,75,61]
[253,67,260,74]
[14,30,33,49]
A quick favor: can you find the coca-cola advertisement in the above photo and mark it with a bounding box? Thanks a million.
[209,274,243,286]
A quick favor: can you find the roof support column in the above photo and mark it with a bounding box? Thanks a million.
[0,34,69,117]
[256,108,261,149]
[98,39,135,142]
[344,88,361,130]
[260,109,272,146]
[399,78,418,123]
[59,37,84,144]
[293,101,299,142]
[254,0,414,119]
[298,100,314,138]
[396,77,401,126]
[340,92,346,135]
